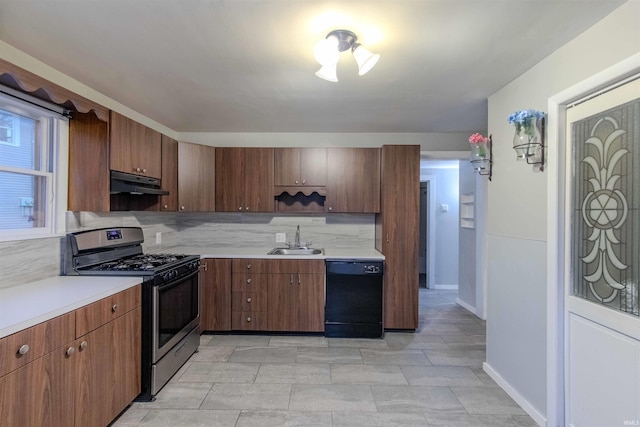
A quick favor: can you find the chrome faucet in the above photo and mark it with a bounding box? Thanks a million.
[294,225,301,248]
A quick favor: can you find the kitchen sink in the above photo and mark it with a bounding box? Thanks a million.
[267,247,324,256]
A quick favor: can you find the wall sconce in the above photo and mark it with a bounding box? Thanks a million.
[469,133,493,181]
[508,109,545,171]
[314,29,380,82]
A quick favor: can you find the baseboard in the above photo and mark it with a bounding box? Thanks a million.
[456,298,476,315]
[483,362,547,427]
[431,284,458,290]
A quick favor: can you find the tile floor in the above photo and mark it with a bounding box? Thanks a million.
[112,289,537,426]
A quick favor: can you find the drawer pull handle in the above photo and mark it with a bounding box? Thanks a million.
[112,304,118,313]
[246,278,252,284]
[246,317,251,322]
[18,344,29,355]
[66,347,75,357]
[80,341,88,350]
[247,297,252,303]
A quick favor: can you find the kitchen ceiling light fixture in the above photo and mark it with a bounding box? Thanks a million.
[314,29,380,82]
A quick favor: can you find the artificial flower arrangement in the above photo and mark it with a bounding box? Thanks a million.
[508,109,545,134]
[468,133,489,159]
[468,133,488,145]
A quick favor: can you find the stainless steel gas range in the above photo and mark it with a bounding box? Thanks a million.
[65,227,200,401]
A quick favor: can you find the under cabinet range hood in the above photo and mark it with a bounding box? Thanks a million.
[110,170,169,195]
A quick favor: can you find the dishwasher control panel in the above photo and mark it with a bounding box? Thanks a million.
[364,264,381,274]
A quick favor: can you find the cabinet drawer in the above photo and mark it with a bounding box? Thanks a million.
[232,292,267,312]
[232,258,268,273]
[76,285,141,338]
[232,312,268,331]
[268,259,325,274]
[232,273,268,292]
[0,311,75,377]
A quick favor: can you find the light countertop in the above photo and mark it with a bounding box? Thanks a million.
[166,247,385,261]
[0,276,143,339]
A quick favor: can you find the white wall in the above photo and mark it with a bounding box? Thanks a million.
[422,167,459,287]
[485,0,640,423]
[458,160,477,310]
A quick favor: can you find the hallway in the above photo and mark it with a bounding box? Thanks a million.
[114,289,535,426]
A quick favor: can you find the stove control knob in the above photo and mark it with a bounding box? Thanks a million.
[163,273,171,281]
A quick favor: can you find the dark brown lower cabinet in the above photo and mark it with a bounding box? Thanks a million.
[0,288,141,427]
[200,258,232,331]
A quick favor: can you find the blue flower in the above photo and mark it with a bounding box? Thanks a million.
[508,109,545,125]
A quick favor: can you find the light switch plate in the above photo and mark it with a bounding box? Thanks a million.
[276,233,286,243]
[441,204,449,212]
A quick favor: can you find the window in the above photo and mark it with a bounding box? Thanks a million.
[0,93,68,240]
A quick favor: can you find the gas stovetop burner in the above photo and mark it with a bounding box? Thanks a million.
[91,253,192,272]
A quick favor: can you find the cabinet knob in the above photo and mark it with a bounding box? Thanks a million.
[245,206,249,211]
[66,347,75,357]
[163,204,168,209]
[180,206,185,210]
[247,297,252,303]
[328,207,332,211]
[142,168,147,173]
[295,180,299,184]
[246,317,251,322]
[112,304,118,313]
[80,341,88,350]
[135,168,141,172]
[18,344,29,355]
[302,179,306,184]
[239,207,243,211]
[246,278,252,284]
[246,264,252,269]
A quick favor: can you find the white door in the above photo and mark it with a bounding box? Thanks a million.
[564,78,640,427]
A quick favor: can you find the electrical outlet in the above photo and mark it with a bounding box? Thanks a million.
[155,232,162,244]
[276,233,286,243]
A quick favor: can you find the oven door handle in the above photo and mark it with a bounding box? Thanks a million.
[157,268,199,291]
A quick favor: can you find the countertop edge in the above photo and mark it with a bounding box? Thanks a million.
[0,276,143,339]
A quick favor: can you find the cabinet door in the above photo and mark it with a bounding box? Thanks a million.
[326,148,380,213]
[201,258,232,331]
[68,112,110,212]
[111,307,142,418]
[267,274,298,331]
[296,273,325,332]
[300,147,327,186]
[75,321,113,427]
[178,142,216,212]
[110,111,161,178]
[109,111,133,175]
[274,148,301,186]
[244,148,274,212]
[0,348,74,427]
[160,135,178,211]
[215,147,244,212]
[378,145,419,329]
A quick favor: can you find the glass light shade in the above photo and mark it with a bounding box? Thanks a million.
[314,35,339,65]
[315,63,338,82]
[353,44,380,76]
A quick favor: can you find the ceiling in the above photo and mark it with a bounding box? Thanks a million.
[0,0,626,133]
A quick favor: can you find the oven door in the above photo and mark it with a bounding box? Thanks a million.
[152,268,200,362]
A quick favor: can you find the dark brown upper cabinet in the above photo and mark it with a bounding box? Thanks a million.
[325,148,380,213]
[159,135,178,212]
[178,142,216,212]
[274,147,327,187]
[215,147,274,213]
[109,111,162,178]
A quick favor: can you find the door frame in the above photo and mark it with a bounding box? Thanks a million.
[546,52,640,427]
[420,177,436,289]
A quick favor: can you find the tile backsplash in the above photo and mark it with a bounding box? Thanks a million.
[0,211,375,289]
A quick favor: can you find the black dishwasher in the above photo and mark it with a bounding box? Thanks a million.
[325,260,384,338]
